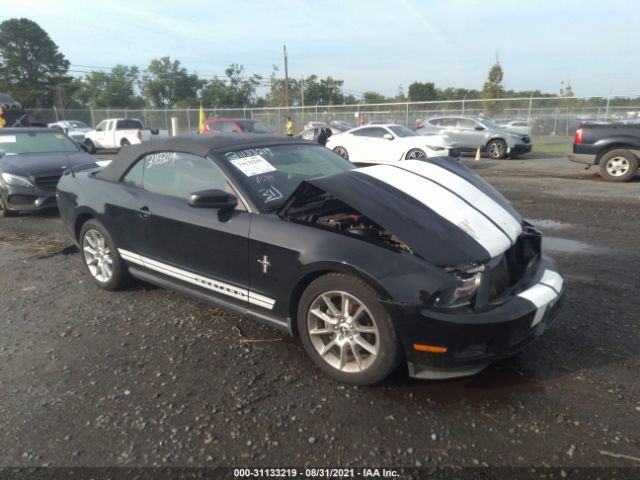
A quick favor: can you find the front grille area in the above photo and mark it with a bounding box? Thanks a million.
[34,174,62,191]
[488,226,541,302]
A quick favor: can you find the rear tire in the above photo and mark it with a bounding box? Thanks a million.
[79,219,132,291]
[297,273,402,385]
[333,146,349,161]
[120,138,130,147]
[84,139,96,154]
[598,149,639,182]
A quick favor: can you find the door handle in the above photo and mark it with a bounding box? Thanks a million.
[137,206,151,218]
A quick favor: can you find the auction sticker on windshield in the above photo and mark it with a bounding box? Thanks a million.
[0,136,16,143]
[230,155,277,177]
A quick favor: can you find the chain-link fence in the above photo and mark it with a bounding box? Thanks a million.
[25,95,640,136]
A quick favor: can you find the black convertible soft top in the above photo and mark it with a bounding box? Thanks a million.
[96,133,305,182]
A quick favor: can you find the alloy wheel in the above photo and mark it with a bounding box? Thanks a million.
[306,290,380,372]
[605,156,630,177]
[82,229,113,282]
[487,141,505,159]
[333,147,349,160]
[407,149,427,160]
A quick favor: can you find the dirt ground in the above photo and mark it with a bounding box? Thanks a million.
[0,153,638,471]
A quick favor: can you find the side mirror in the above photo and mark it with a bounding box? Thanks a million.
[188,189,237,211]
[474,126,485,131]
[383,133,394,140]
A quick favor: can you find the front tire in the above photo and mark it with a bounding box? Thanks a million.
[486,139,507,159]
[599,149,639,182]
[406,148,427,160]
[84,139,96,154]
[333,146,349,161]
[297,273,402,385]
[79,219,131,291]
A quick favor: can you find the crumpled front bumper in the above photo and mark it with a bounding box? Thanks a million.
[384,257,564,380]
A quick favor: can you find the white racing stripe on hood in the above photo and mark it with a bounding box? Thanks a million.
[396,160,522,242]
[358,165,512,257]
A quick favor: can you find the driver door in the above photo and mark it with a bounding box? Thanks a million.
[117,151,251,307]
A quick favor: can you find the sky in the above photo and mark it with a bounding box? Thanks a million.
[2,0,639,99]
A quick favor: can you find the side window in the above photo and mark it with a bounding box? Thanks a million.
[353,127,386,138]
[122,159,144,188]
[438,118,458,127]
[458,119,478,129]
[142,152,229,199]
[95,120,107,132]
[117,119,144,130]
[207,121,222,132]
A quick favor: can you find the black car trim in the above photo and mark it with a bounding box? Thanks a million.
[118,248,276,310]
[389,162,520,244]
[129,267,291,334]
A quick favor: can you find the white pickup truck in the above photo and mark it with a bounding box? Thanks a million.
[83,118,168,153]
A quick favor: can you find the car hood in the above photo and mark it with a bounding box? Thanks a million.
[285,158,523,266]
[0,151,96,177]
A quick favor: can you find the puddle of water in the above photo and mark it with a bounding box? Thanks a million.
[543,236,604,254]
[529,219,574,230]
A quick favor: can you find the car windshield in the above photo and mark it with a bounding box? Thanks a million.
[68,121,90,129]
[0,131,78,155]
[238,121,271,133]
[477,118,503,129]
[217,143,353,211]
[389,125,417,137]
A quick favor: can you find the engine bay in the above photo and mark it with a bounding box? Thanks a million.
[283,188,413,253]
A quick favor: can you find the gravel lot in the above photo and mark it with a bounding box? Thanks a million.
[0,152,638,469]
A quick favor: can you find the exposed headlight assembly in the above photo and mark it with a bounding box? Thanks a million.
[433,265,484,309]
[1,173,34,188]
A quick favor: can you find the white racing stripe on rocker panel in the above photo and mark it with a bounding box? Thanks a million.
[396,160,522,243]
[118,249,275,310]
[358,165,512,257]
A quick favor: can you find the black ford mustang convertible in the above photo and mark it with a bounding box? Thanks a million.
[57,134,564,385]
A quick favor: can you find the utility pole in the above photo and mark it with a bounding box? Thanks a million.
[283,45,289,111]
[300,76,305,119]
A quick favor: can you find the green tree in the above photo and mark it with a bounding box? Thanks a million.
[481,59,505,117]
[408,82,437,101]
[394,84,407,102]
[362,91,387,104]
[141,56,203,108]
[201,63,262,107]
[0,18,70,107]
[302,75,345,105]
[76,65,143,108]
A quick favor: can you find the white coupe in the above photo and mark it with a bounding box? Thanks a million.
[325,124,456,164]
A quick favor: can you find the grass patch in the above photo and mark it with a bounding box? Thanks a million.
[533,142,572,154]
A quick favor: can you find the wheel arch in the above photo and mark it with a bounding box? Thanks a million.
[485,137,506,148]
[73,210,97,242]
[287,262,391,338]
[595,144,639,165]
